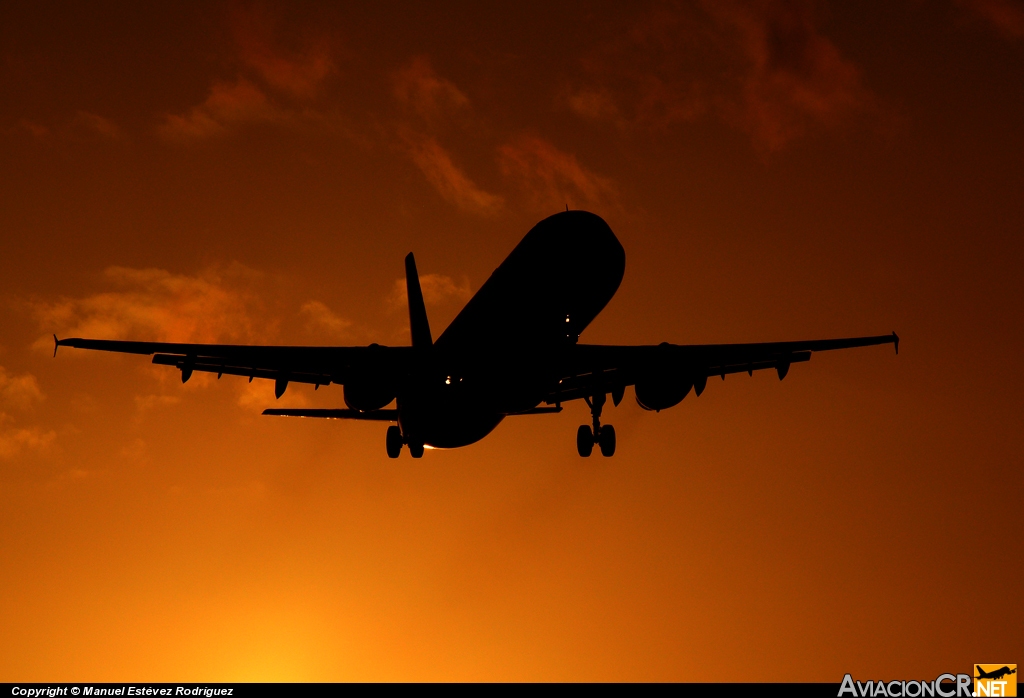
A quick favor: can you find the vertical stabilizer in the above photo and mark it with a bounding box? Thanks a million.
[405,253,433,348]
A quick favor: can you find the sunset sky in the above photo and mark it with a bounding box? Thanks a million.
[1,0,1021,681]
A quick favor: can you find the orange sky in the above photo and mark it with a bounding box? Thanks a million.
[1,0,1021,681]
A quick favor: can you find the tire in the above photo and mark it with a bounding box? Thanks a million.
[598,424,616,457]
[409,441,425,458]
[386,425,402,458]
[576,425,594,457]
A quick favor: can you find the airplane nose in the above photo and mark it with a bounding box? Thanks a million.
[545,210,624,265]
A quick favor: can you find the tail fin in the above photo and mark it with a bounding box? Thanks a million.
[405,253,433,349]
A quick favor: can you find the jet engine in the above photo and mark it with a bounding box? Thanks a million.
[633,343,694,411]
[634,375,692,411]
[344,377,395,412]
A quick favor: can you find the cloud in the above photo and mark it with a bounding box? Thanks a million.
[72,111,121,139]
[0,367,45,411]
[566,88,626,124]
[498,135,618,212]
[958,0,1024,38]
[134,394,181,415]
[565,5,711,129]
[120,437,149,465]
[31,264,332,411]
[399,131,504,214]
[230,6,335,97]
[36,264,266,347]
[15,119,49,138]
[389,57,501,214]
[236,378,310,411]
[706,0,871,151]
[0,425,56,460]
[388,273,472,311]
[8,113,120,142]
[393,56,469,120]
[131,391,190,426]
[568,0,873,151]
[159,79,281,141]
[300,300,353,340]
[0,368,52,460]
[158,7,336,141]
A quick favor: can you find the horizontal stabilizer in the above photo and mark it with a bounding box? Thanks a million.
[262,408,398,421]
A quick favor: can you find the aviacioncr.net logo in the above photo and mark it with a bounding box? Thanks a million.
[974,665,1017,697]
[839,673,973,697]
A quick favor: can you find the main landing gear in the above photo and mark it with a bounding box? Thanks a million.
[578,392,616,457]
[386,425,424,459]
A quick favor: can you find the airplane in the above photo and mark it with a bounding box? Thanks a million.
[55,210,899,458]
[976,667,1016,681]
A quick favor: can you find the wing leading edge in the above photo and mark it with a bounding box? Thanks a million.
[54,336,413,394]
[548,332,899,404]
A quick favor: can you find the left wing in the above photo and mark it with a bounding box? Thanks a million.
[547,332,899,404]
[54,337,413,395]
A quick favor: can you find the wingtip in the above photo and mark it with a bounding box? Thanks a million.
[53,334,59,358]
[892,331,900,355]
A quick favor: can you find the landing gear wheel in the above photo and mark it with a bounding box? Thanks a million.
[386,425,403,458]
[598,424,616,457]
[409,440,425,458]
[576,425,594,457]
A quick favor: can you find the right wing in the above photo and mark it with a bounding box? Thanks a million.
[547,332,899,404]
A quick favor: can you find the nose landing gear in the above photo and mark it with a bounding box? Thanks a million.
[578,392,616,457]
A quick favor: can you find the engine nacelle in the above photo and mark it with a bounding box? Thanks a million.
[634,344,693,411]
[634,376,692,411]
[344,378,395,412]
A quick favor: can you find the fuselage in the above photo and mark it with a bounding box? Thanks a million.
[398,210,625,448]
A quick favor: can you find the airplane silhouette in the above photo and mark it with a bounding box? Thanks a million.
[976,667,1016,681]
[55,210,899,458]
